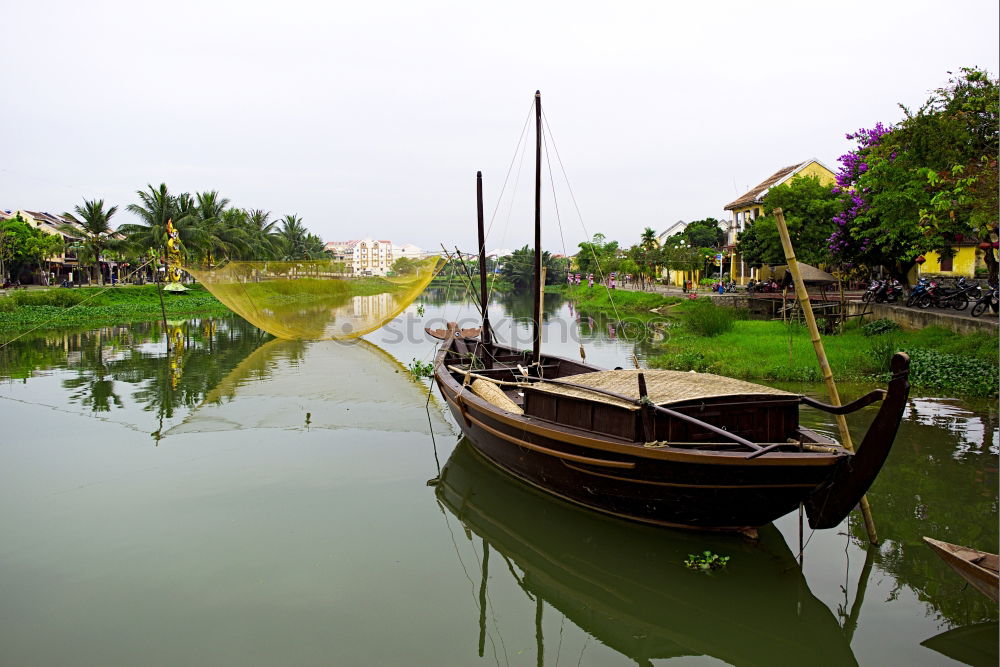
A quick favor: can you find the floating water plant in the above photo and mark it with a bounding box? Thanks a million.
[685,551,730,572]
[408,358,435,379]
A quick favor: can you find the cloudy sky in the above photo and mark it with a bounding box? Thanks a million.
[2,0,997,253]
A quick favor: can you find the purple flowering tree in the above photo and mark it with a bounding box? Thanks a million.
[831,67,1000,284]
[828,123,928,284]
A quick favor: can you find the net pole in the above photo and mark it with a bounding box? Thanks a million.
[773,208,878,544]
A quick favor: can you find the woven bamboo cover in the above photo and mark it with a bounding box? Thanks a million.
[532,369,795,410]
[471,379,524,415]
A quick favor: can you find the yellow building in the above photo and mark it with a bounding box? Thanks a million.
[723,159,837,284]
[910,240,988,281]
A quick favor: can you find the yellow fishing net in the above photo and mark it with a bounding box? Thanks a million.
[185,257,443,340]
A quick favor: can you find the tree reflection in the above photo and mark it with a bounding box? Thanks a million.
[843,397,999,626]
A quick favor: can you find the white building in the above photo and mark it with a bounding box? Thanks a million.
[323,239,428,276]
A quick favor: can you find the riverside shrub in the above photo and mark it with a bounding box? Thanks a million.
[683,301,734,337]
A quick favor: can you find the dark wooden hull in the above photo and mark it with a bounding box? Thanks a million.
[432,331,908,533]
[441,382,835,531]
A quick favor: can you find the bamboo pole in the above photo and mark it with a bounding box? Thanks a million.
[773,208,878,545]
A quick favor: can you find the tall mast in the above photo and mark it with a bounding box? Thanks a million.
[476,171,492,348]
[532,90,542,364]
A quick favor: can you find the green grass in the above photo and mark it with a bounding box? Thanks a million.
[563,284,678,314]
[0,284,232,333]
[648,308,998,397]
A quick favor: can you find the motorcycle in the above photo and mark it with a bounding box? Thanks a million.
[861,279,882,304]
[919,280,965,309]
[949,277,982,312]
[905,278,930,307]
[971,283,999,317]
[873,279,903,304]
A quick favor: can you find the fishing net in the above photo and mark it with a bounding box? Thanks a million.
[185,257,443,340]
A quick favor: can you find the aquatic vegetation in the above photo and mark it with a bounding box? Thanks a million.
[685,551,730,572]
[407,358,434,379]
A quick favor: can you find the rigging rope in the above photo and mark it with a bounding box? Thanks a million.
[541,110,626,331]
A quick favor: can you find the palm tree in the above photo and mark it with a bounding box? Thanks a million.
[244,209,280,259]
[119,184,199,275]
[61,198,118,285]
[278,214,308,259]
[640,227,658,250]
[190,191,249,265]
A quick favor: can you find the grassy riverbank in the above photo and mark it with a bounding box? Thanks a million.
[0,285,232,333]
[554,284,677,314]
[648,302,999,397]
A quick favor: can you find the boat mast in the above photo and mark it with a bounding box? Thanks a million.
[532,90,542,364]
[476,171,492,348]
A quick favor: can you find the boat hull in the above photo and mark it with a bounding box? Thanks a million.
[440,382,838,532]
[924,537,1000,603]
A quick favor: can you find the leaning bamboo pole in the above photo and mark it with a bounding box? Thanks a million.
[773,208,878,545]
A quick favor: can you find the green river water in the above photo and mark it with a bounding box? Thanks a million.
[0,290,996,665]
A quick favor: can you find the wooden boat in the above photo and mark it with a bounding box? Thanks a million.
[436,439,859,666]
[923,537,999,603]
[428,92,911,536]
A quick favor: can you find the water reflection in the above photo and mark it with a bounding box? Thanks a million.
[920,622,999,666]
[0,316,447,443]
[166,335,445,436]
[437,440,859,667]
[797,394,1000,629]
[0,292,996,664]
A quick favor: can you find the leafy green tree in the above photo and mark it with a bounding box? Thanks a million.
[680,218,725,249]
[736,175,840,267]
[24,228,64,285]
[1,214,37,282]
[831,67,999,283]
[575,233,620,278]
[391,257,420,275]
[61,198,118,284]
[499,245,562,289]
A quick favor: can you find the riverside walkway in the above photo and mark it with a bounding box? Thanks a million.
[611,281,997,333]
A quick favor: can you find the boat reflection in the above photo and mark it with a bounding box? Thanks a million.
[436,439,858,666]
[920,622,999,667]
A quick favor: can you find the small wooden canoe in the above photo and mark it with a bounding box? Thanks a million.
[923,537,999,603]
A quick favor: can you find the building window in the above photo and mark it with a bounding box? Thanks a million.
[752,207,760,219]
[940,252,954,272]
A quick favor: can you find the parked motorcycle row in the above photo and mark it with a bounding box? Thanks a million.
[863,276,999,317]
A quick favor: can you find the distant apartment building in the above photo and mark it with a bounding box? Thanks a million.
[322,238,427,276]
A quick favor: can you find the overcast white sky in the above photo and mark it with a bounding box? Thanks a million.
[2,0,997,253]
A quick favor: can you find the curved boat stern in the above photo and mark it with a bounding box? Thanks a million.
[805,353,910,529]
